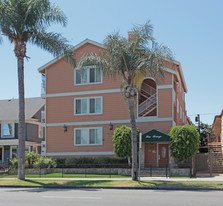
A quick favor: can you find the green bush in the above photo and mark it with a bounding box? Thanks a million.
[55,158,66,167]
[9,152,56,169]
[169,125,200,161]
[25,151,41,168]
[63,157,128,167]
[65,157,94,167]
[10,158,18,169]
[33,156,57,168]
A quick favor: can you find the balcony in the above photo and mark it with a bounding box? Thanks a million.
[41,83,46,98]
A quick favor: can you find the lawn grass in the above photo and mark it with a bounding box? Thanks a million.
[0,179,223,188]
[0,173,130,179]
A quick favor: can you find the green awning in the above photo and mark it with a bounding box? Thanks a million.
[141,129,171,142]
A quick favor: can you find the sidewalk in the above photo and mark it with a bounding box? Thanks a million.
[1,176,223,181]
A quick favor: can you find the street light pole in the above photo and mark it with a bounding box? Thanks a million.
[138,133,142,184]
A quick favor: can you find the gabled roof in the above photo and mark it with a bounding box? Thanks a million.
[38,39,104,73]
[37,38,187,92]
[0,97,45,121]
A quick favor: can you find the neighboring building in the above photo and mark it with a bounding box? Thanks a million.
[38,38,188,168]
[211,110,223,152]
[0,97,45,163]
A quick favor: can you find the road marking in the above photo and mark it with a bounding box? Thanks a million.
[42,196,102,200]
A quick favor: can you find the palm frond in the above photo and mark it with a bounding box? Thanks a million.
[30,30,75,66]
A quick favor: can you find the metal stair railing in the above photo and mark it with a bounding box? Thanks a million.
[138,93,156,116]
[141,83,156,97]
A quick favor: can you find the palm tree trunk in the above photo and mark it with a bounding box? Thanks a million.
[17,56,26,180]
[128,97,138,181]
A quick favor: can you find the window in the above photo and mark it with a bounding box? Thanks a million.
[177,99,179,113]
[180,107,182,120]
[182,92,185,101]
[74,127,103,146]
[173,89,176,103]
[1,122,14,138]
[75,66,102,85]
[74,97,102,115]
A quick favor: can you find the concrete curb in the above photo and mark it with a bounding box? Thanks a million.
[0,185,223,191]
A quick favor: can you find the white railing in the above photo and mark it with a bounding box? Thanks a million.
[141,83,156,96]
[41,83,46,96]
[138,93,157,116]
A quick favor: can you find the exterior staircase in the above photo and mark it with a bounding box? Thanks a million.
[138,83,157,117]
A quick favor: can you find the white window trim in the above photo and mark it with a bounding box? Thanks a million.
[74,127,103,146]
[74,65,103,86]
[1,122,15,138]
[74,96,103,116]
[180,106,182,120]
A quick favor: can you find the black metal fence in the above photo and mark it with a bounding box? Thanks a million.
[0,162,192,178]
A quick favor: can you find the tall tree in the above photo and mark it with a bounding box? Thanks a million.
[78,21,173,180]
[0,0,75,180]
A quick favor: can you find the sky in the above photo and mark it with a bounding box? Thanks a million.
[0,0,222,125]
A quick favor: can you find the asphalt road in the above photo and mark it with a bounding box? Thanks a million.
[0,188,222,206]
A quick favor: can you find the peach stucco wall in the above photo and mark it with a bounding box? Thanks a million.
[42,41,188,157]
[46,121,172,154]
[46,93,130,123]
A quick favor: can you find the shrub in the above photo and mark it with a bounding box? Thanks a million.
[169,125,200,161]
[65,157,94,167]
[33,156,57,168]
[25,151,41,168]
[10,158,18,169]
[63,157,128,168]
[55,158,66,167]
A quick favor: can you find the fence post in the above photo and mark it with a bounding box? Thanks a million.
[62,165,63,178]
[166,165,168,178]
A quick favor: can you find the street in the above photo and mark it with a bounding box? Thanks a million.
[0,188,222,206]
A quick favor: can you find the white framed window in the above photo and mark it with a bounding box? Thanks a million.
[75,65,102,85]
[1,122,15,138]
[173,89,176,103]
[182,91,185,101]
[74,97,102,115]
[180,107,182,120]
[74,127,103,146]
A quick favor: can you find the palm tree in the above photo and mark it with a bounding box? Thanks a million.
[78,21,173,181]
[0,0,75,180]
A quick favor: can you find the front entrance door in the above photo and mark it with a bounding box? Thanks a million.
[145,143,157,167]
[158,144,169,167]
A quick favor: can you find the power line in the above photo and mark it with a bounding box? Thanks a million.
[188,113,219,116]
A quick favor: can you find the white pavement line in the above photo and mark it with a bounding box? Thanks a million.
[42,196,102,200]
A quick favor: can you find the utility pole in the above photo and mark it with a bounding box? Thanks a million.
[195,114,200,135]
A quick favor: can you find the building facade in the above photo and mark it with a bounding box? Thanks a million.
[39,39,188,168]
[0,97,45,163]
[211,110,223,153]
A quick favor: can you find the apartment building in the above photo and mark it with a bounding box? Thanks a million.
[38,39,188,168]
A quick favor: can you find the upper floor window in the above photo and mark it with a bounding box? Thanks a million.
[74,97,102,115]
[75,66,102,85]
[74,127,103,146]
[180,106,182,120]
[1,122,14,138]
[182,91,185,101]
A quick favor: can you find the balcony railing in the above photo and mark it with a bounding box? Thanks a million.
[41,83,46,97]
